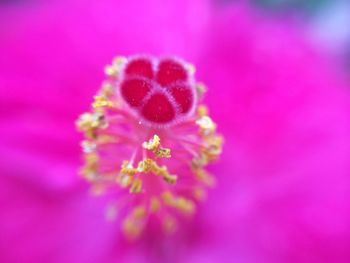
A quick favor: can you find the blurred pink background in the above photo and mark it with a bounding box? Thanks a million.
[0,0,349,262]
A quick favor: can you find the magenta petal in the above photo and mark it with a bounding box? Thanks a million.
[0,1,349,263]
[191,5,350,263]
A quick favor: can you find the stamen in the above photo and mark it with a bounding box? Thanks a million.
[162,191,195,214]
[150,197,161,213]
[104,65,118,78]
[137,158,177,185]
[121,161,136,175]
[195,83,207,99]
[142,134,171,158]
[76,112,107,139]
[92,96,114,109]
[81,140,96,153]
[104,56,127,78]
[129,178,143,194]
[154,148,171,158]
[193,168,216,187]
[122,205,146,240]
[196,116,216,135]
[142,134,160,150]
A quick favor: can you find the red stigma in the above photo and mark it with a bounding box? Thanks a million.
[119,56,196,125]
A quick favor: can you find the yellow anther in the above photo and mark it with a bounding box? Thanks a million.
[113,56,127,66]
[197,105,208,117]
[76,113,93,130]
[196,83,207,99]
[196,116,216,135]
[162,173,177,185]
[202,135,224,162]
[120,161,138,176]
[86,154,98,166]
[100,82,114,97]
[82,153,98,172]
[192,136,223,168]
[143,134,171,159]
[122,202,145,240]
[91,112,106,127]
[175,197,195,214]
[154,148,171,158]
[162,191,195,214]
[191,154,209,169]
[137,158,154,173]
[142,134,160,150]
[105,57,127,78]
[136,158,176,184]
[80,154,98,181]
[186,63,196,75]
[92,96,113,109]
[153,163,177,184]
[193,168,216,187]
[129,178,142,193]
[81,140,96,153]
[132,206,146,219]
[150,197,161,213]
[152,164,166,176]
[162,191,175,206]
[118,161,137,188]
[122,218,142,240]
[76,112,107,138]
[116,174,133,188]
[104,65,118,78]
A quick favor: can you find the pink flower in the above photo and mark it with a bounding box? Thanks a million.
[0,1,349,263]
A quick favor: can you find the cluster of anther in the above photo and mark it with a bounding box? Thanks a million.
[119,57,196,125]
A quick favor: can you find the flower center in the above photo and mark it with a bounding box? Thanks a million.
[76,55,223,240]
